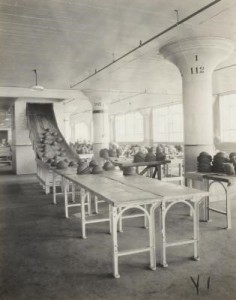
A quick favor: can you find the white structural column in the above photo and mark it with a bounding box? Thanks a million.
[91,99,110,164]
[11,98,64,174]
[160,37,234,172]
[63,113,71,143]
[70,122,76,143]
[213,95,221,148]
[12,99,36,174]
[109,115,115,143]
[140,108,153,147]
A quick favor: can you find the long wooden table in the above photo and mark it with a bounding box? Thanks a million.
[110,158,171,180]
[56,169,160,278]
[186,171,236,229]
[103,171,208,267]
[51,168,208,278]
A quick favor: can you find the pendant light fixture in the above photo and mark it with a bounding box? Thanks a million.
[31,69,44,91]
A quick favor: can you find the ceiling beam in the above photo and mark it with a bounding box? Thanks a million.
[0,87,87,100]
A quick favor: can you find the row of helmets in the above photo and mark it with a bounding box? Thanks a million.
[197,151,236,175]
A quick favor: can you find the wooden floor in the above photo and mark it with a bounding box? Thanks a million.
[0,173,236,300]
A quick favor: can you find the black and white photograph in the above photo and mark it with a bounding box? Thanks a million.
[0,0,236,299]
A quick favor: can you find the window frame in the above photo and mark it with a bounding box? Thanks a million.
[220,93,236,143]
[152,103,183,143]
[115,111,144,143]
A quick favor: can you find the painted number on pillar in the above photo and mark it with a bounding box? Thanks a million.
[190,55,205,75]
[94,102,102,107]
[190,66,205,74]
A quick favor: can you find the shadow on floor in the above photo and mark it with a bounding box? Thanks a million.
[0,163,14,175]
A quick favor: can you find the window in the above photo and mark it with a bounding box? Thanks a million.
[220,94,236,142]
[153,103,183,142]
[115,112,144,142]
[75,122,90,142]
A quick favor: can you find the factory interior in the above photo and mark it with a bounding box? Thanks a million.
[1,0,236,299]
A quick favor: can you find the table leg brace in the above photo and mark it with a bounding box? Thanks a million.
[111,205,156,278]
[159,199,201,267]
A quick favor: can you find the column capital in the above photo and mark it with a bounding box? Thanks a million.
[160,37,234,80]
[82,90,110,109]
[139,107,151,117]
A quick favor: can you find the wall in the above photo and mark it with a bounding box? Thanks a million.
[109,93,182,115]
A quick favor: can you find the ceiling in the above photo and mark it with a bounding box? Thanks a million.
[0,0,236,111]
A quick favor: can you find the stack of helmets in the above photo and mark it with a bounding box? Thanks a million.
[77,161,90,175]
[37,144,45,157]
[229,152,236,170]
[56,159,69,170]
[51,159,57,167]
[91,165,103,174]
[68,160,77,167]
[145,147,156,162]
[103,161,115,171]
[108,149,118,158]
[123,166,136,176]
[156,146,166,161]
[133,151,146,163]
[197,152,212,172]
[212,152,229,173]
[117,148,123,157]
[45,158,53,165]
[100,148,109,160]
[223,162,235,175]
[223,152,236,175]
[89,159,98,168]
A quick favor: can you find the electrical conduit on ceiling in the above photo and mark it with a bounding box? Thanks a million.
[70,0,222,88]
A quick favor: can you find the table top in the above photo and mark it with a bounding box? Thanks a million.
[110,158,170,168]
[103,171,208,201]
[57,171,161,207]
[53,168,208,205]
[185,171,236,184]
[54,167,77,176]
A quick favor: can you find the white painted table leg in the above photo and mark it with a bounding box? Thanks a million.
[111,207,120,278]
[108,205,112,234]
[53,172,56,205]
[80,188,87,239]
[149,205,156,270]
[187,179,193,217]
[160,202,168,267]
[94,195,99,214]
[203,178,210,222]
[45,185,50,195]
[118,207,123,232]
[144,204,149,229]
[226,188,232,229]
[72,183,75,203]
[63,178,69,219]
[87,192,92,216]
[193,201,200,261]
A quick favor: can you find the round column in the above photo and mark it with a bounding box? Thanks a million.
[63,113,71,143]
[140,108,153,147]
[160,37,234,172]
[109,115,115,143]
[91,99,110,165]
